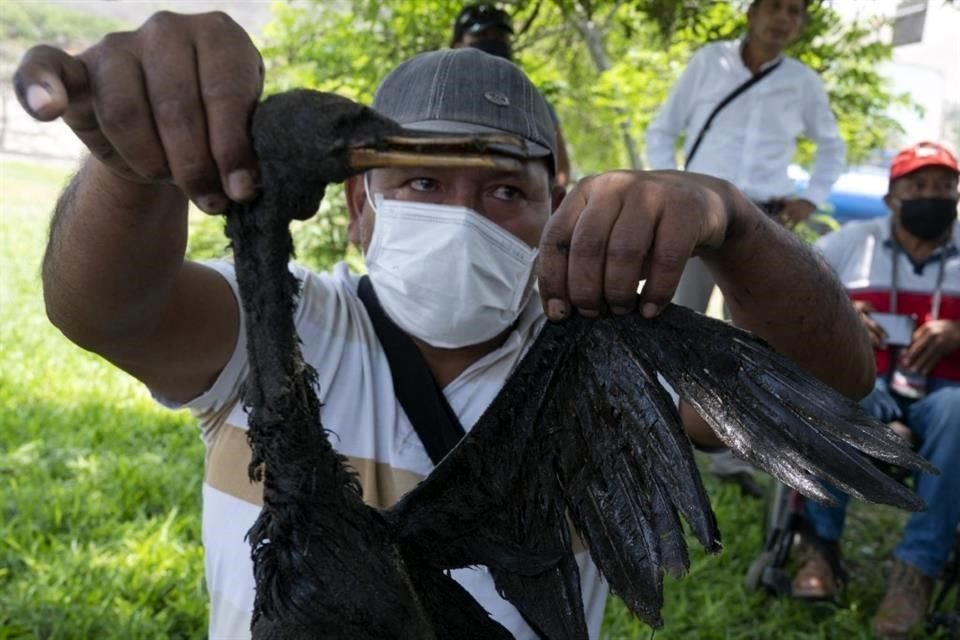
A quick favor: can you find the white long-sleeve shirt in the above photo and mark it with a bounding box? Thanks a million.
[645,39,846,206]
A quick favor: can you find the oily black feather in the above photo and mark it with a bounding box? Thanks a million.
[617,304,936,506]
[225,88,934,640]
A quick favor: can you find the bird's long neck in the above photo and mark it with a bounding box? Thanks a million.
[224,187,361,503]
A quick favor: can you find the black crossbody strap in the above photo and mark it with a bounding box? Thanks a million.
[356,276,466,465]
[684,59,783,170]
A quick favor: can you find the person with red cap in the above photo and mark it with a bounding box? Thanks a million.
[793,141,960,639]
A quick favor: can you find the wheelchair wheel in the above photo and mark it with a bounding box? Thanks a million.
[763,482,791,548]
[745,551,775,592]
[745,550,793,595]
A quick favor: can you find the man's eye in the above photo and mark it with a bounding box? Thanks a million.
[492,185,522,201]
[408,178,438,192]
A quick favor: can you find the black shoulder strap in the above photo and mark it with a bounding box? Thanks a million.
[356,276,466,465]
[684,59,783,170]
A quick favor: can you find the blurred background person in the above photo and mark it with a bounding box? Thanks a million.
[451,2,572,187]
[644,0,846,492]
[794,141,959,640]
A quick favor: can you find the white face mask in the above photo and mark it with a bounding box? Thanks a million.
[363,177,539,349]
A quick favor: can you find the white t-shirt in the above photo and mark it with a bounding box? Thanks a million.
[176,260,609,639]
[645,39,845,205]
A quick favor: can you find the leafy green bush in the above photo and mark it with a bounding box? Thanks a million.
[185,185,362,273]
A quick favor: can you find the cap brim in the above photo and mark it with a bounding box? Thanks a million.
[892,160,960,180]
[402,119,551,161]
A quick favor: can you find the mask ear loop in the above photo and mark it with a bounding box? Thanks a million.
[363,172,382,215]
[361,172,385,261]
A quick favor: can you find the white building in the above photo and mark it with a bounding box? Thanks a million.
[835,0,960,151]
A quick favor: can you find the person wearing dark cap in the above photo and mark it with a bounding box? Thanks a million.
[16,11,877,638]
[451,2,514,56]
[794,141,959,639]
[450,2,573,188]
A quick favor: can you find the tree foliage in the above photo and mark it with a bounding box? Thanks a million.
[0,0,126,57]
[259,0,910,266]
[262,0,909,174]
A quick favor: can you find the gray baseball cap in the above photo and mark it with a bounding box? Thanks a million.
[372,48,556,171]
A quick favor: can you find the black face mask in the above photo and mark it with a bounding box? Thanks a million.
[469,38,513,61]
[898,197,958,241]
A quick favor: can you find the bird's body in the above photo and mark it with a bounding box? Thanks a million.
[224,89,933,640]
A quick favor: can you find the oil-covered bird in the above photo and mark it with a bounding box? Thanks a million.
[224,89,935,640]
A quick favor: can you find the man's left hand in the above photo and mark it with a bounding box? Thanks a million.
[778,199,816,227]
[537,170,739,321]
[901,319,960,374]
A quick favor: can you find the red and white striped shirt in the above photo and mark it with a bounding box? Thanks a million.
[815,217,960,381]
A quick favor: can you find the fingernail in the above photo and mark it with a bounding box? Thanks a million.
[641,303,659,318]
[579,308,599,318]
[547,298,569,320]
[228,170,256,201]
[196,194,228,214]
[27,85,52,113]
[611,305,633,315]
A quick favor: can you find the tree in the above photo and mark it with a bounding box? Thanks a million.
[259,0,910,266]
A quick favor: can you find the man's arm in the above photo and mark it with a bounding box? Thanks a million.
[799,72,846,207]
[43,160,239,403]
[644,49,705,170]
[709,191,872,396]
[536,170,875,448]
[683,185,874,446]
[16,12,264,403]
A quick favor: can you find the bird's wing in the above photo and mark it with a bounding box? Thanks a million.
[393,305,933,637]
[393,322,591,639]
[553,322,720,627]
[393,315,719,633]
[620,304,935,509]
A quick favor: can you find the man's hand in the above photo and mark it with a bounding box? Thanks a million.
[852,300,887,349]
[537,170,735,321]
[901,319,960,375]
[778,198,816,227]
[13,11,263,213]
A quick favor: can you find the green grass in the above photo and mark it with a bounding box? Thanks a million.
[0,159,951,639]
[1,160,206,639]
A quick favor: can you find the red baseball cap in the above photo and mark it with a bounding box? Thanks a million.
[889,141,959,180]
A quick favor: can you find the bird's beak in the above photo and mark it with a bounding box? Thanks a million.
[348,132,527,172]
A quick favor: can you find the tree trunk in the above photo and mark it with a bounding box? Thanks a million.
[570,17,644,170]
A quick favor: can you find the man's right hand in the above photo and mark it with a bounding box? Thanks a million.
[852,300,886,349]
[13,11,263,213]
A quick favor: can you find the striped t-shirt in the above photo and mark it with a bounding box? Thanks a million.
[177,260,609,639]
[814,217,960,381]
